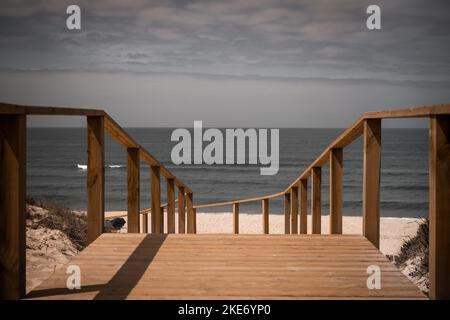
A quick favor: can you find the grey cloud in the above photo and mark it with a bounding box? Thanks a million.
[0,0,449,81]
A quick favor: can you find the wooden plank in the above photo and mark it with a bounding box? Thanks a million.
[233,203,239,234]
[364,104,450,119]
[87,116,105,244]
[160,206,164,234]
[362,119,381,249]
[167,178,175,234]
[127,147,140,233]
[0,115,26,299]
[262,199,269,234]
[429,115,450,299]
[311,167,321,234]
[193,208,197,234]
[28,234,425,300]
[299,179,308,234]
[329,148,343,234]
[142,213,148,233]
[290,187,298,234]
[186,193,194,234]
[194,191,285,209]
[0,102,104,116]
[151,166,161,234]
[178,186,185,234]
[284,193,290,234]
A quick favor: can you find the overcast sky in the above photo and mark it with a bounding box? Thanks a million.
[0,0,449,127]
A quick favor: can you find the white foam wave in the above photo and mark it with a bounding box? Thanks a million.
[76,164,124,170]
[108,165,124,168]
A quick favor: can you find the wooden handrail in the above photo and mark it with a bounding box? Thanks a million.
[1,102,450,299]
[193,104,450,210]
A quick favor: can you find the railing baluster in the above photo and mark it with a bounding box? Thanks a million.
[290,186,299,234]
[429,115,450,299]
[299,179,308,234]
[167,178,175,233]
[142,212,148,233]
[262,198,269,234]
[362,119,381,248]
[87,116,105,243]
[329,148,343,234]
[151,165,161,233]
[186,193,194,233]
[233,203,239,234]
[160,205,164,233]
[178,186,185,233]
[284,193,290,234]
[0,114,26,299]
[311,167,321,234]
[127,147,140,233]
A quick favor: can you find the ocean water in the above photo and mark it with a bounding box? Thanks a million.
[27,127,428,217]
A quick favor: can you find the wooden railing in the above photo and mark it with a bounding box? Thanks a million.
[193,104,450,299]
[0,102,197,299]
[1,103,450,299]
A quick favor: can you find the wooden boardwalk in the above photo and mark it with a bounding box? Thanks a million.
[27,234,425,300]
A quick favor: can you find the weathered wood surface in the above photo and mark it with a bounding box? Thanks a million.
[362,119,381,248]
[87,116,105,244]
[429,115,450,299]
[27,234,425,300]
[0,115,26,299]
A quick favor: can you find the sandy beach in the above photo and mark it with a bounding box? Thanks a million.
[106,211,420,256]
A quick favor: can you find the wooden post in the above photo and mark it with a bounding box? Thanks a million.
[193,207,197,234]
[262,198,269,234]
[311,167,321,234]
[151,165,161,233]
[284,193,290,234]
[0,115,26,299]
[233,203,239,234]
[142,213,148,233]
[160,206,164,233]
[127,147,140,233]
[362,119,381,248]
[429,115,450,299]
[167,178,175,233]
[186,193,194,233]
[178,186,185,233]
[299,179,308,234]
[87,116,104,244]
[329,148,343,234]
[290,187,299,234]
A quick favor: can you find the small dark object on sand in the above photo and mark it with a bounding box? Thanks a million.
[111,217,126,230]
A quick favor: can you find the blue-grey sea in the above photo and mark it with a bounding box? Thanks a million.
[27,128,428,217]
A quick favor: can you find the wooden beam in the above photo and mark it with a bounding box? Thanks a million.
[151,166,161,234]
[178,186,185,234]
[127,147,140,233]
[142,213,148,233]
[362,119,381,248]
[86,116,104,244]
[262,198,269,234]
[0,102,104,116]
[284,193,290,234]
[311,167,321,234]
[299,179,308,234]
[290,187,299,234]
[329,148,343,234]
[167,178,175,234]
[0,114,26,299]
[160,206,164,233]
[193,208,197,234]
[186,193,194,233]
[429,115,450,299]
[233,203,239,234]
